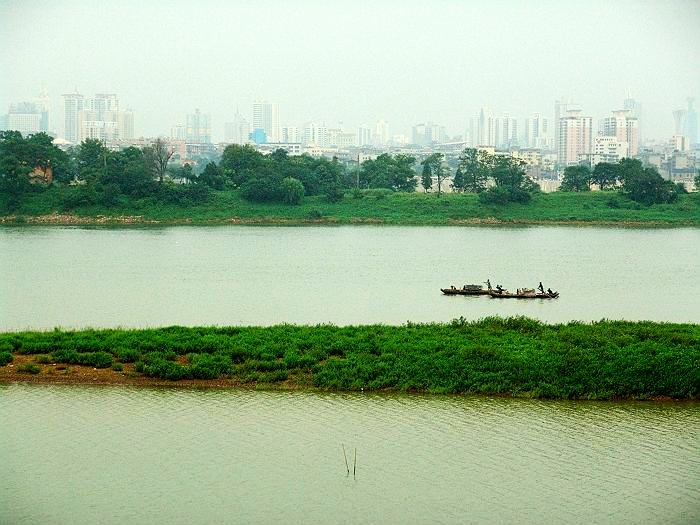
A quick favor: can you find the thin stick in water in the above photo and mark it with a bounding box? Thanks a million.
[353,447,357,477]
[342,443,349,475]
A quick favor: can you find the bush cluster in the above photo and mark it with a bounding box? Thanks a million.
[1,319,697,399]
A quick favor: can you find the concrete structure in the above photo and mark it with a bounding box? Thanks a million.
[5,102,43,135]
[524,113,550,149]
[357,125,372,147]
[557,110,592,167]
[592,135,629,164]
[252,101,279,143]
[224,111,250,144]
[186,108,211,143]
[63,91,84,143]
[303,122,329,147]
[373,119,389,146]
[600,109,638,157]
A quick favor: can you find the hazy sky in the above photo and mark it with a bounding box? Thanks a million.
[1,0,699,141]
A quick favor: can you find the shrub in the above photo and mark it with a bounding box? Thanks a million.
[116,348,141,363]
[17,363,40,374]
[280,177,305,205]
[112,362,124,372]
[0,351,13,366]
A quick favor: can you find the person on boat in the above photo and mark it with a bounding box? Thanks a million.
[495,284,504,293]
[538,282,544,293]
[547,288,554,295]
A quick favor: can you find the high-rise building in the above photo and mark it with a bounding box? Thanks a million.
[495,113,517,149]
[684,97,698,145]
[412,122,447,146]
[35,88,50,133]
[224,110,251,144]
[525,113,549,149]
[303,122,328,147]
[558,109,592,166]
[600,109,638,157]
[5,102,43,135]
[186,109,211,143]
[623,95,642,140]
[373,119,389,146]
[553,98,573,151]
[358,125,372,147]
[252,101,279,143]
[63,91,84,143]
[477,107,495,146]
[280,126,299,144]
[74,93,133,143]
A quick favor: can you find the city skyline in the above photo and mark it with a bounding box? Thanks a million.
[1,0,698,142]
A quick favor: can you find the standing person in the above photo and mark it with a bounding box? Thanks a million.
[538,282,545,293]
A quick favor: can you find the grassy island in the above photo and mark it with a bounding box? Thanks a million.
[1,317,697,400]
[2,190,699,227]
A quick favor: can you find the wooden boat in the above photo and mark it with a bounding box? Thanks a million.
[441,284,490,296]
[487,286,559,299]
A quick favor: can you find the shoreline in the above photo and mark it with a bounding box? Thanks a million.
[0,356,686,402]
[1,212,697,228]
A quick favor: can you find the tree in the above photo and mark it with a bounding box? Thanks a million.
[456,148,491,193]
[77,138,109,182]
[591,162,619,190]
[144,138,174,183]
[198,161,225,190]
[219,144,266,187]
[421,153,446,197]
[421,162,432,192]
[280,177,305,205]
[559,165,591,192]
[618,159,678,205]
[359,153,416,192]
[451,166,465,193]
[479,156,538,204]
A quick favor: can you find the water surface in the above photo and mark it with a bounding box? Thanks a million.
[2,225,698,329]
[1,384,698,525]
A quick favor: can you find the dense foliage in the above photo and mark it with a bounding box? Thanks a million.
[559,159,685,205]
[2,318,698,400]
[1,133,697,219]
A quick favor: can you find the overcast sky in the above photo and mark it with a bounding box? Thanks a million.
[1,0,698,141]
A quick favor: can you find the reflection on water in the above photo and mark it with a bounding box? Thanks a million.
[1,384,698,525]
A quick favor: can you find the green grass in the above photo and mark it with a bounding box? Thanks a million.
[3,189,699,226]
[2,318,698,399]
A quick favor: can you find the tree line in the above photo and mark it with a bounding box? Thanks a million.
[559,159,689,205]
[1,131,696,213]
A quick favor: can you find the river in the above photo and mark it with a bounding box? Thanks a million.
[1,384,698,525]
[1,225,699,330]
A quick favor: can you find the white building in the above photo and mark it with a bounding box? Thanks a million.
[357,125,372,146]
[186,109,211,143]
[558,110,592,166]
[373,119,389,146]
[592,135,629,164]
[524,113,550,149]
[252,101,279,143]
[600,109,638,157]
[63,91,84,143]
[303,122,329,147]
[225,111,251,144]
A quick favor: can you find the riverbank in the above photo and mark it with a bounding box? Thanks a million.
[2,190,698,227]
[2,318,698,400]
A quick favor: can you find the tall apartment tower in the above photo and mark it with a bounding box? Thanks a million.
[558,110,592,166]
[684,97,698,145]
[252,101,279,143]
[477,107,495,146]
[525,113,549,149]
[600,110,638,157]
[186,109,211,143]
[63,90,84,143]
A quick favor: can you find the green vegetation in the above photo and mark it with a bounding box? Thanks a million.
[3,133,697,225]
[560,159,686,206]
[0,350,13,366]
[1,318,698,400]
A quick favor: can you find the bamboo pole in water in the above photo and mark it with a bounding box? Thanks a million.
[342,444,349,475]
